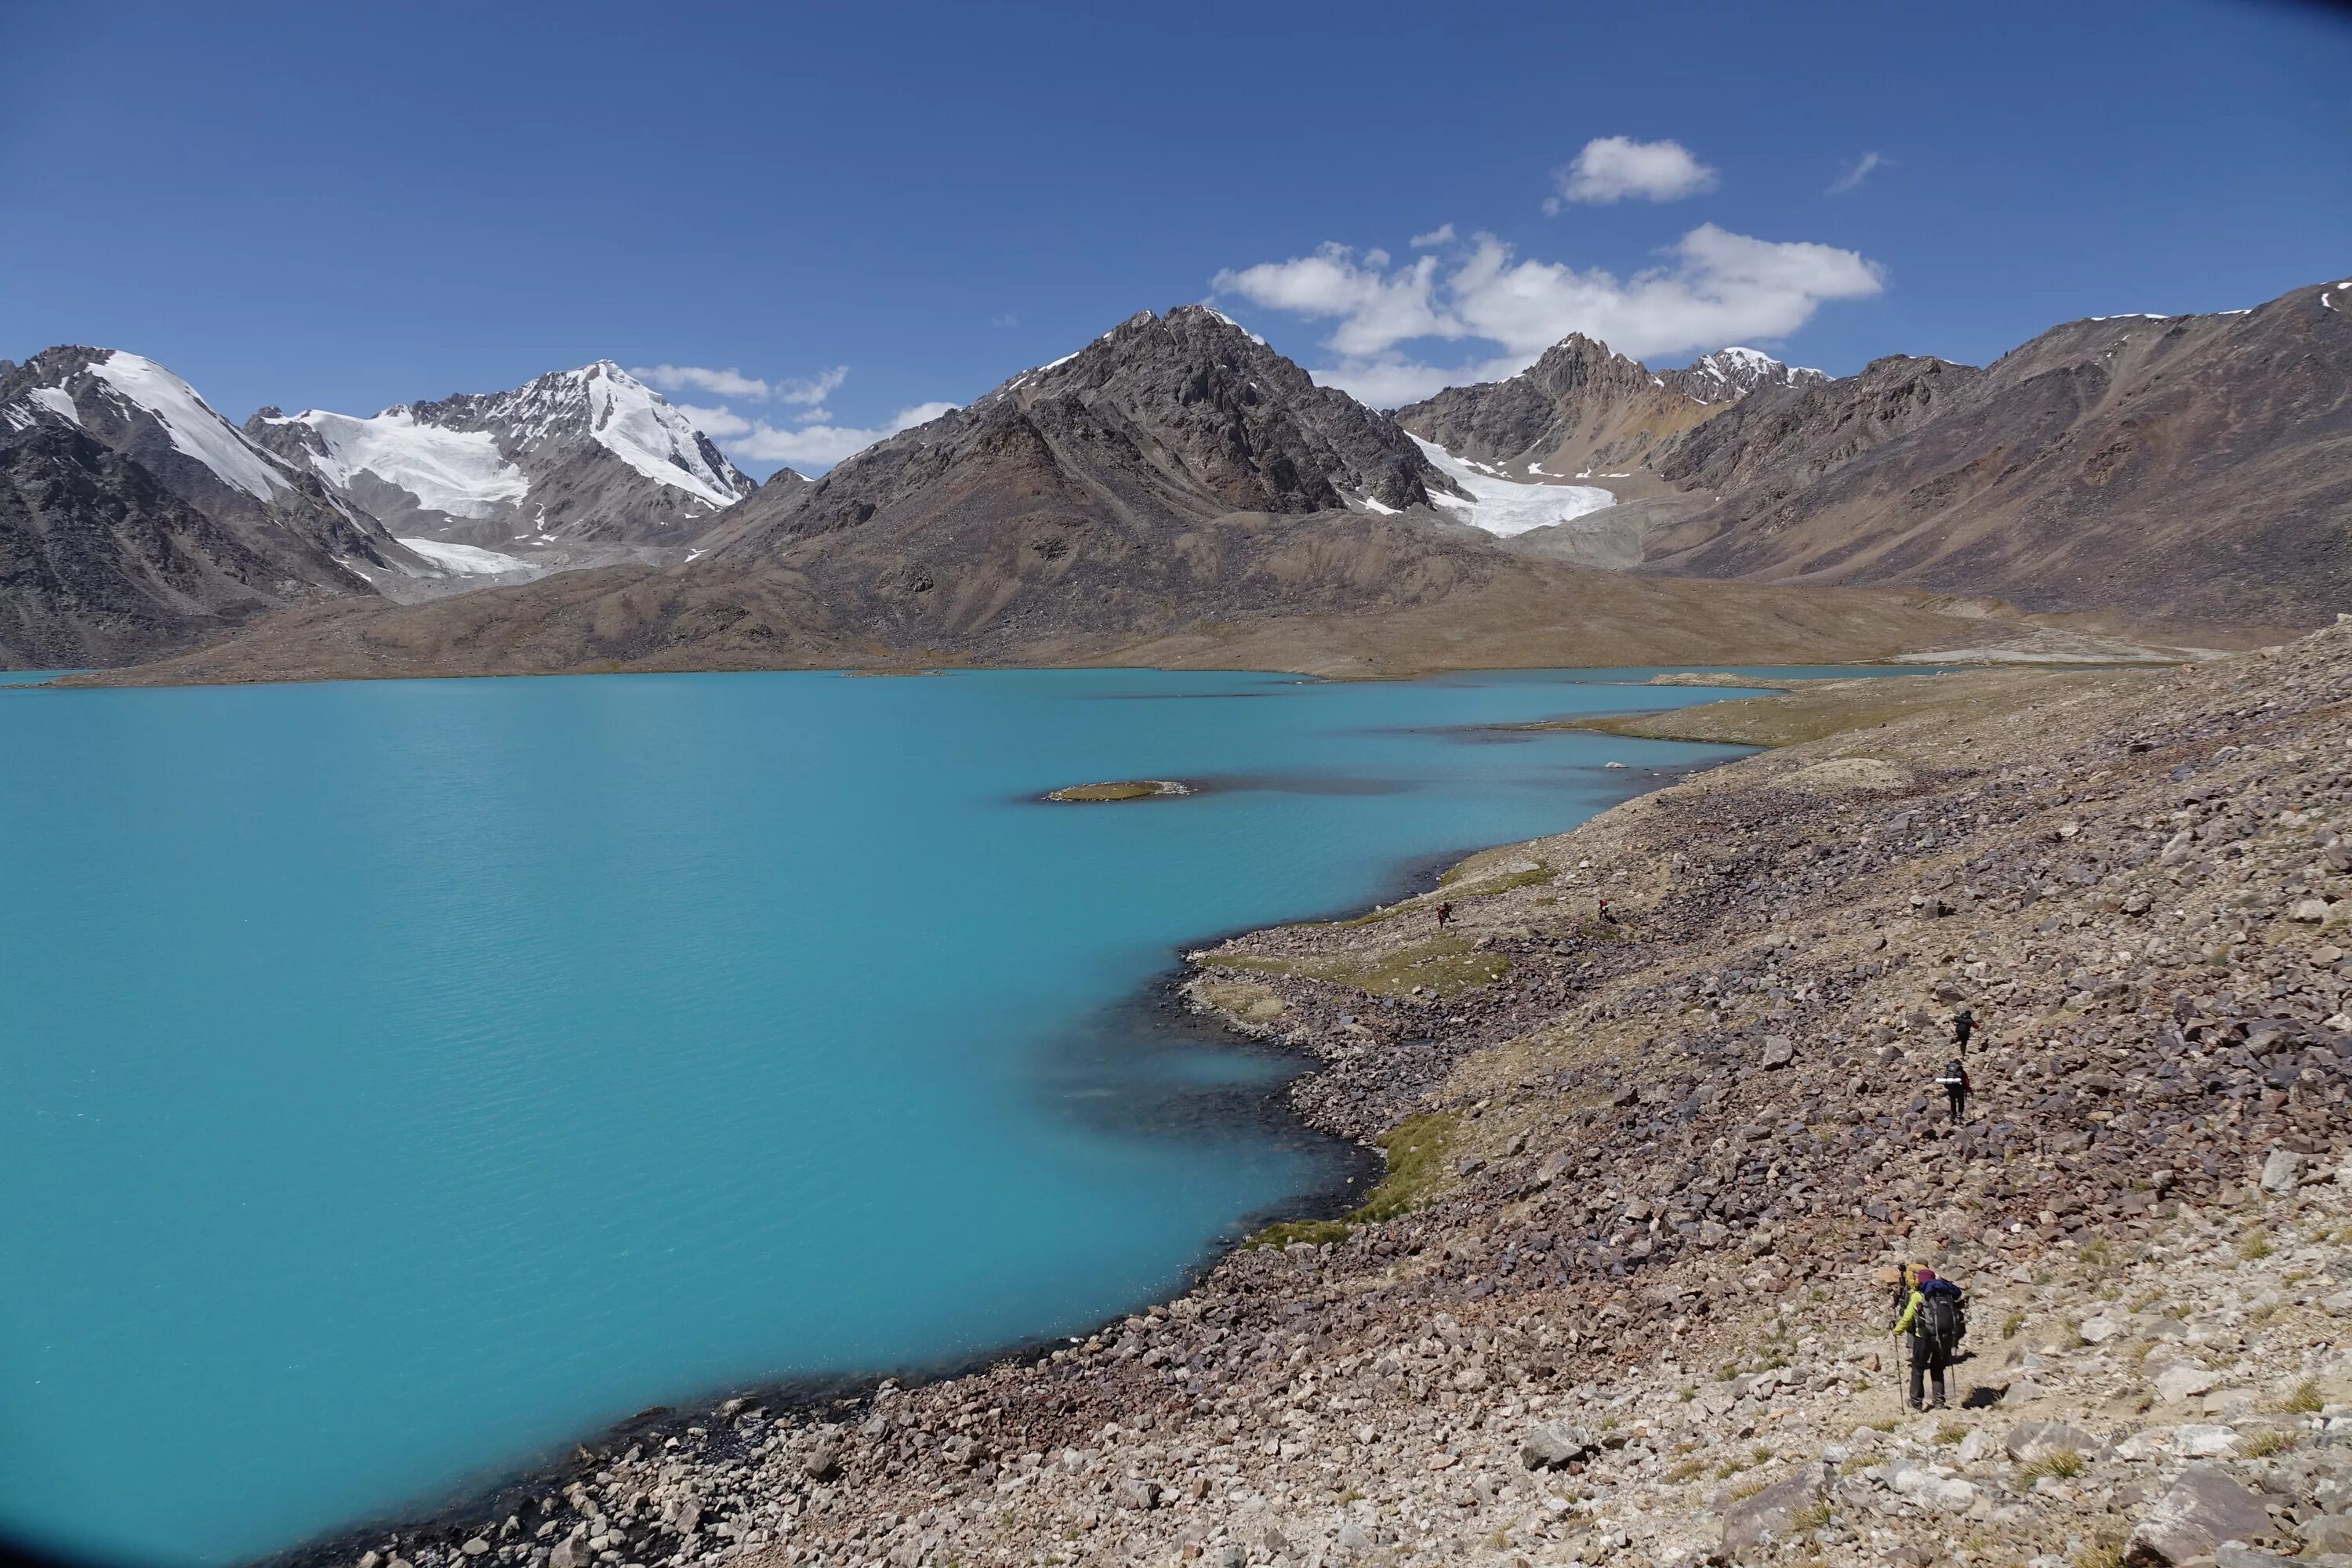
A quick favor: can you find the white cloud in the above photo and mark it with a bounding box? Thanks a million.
[1544,136,1718,211]
[676,403,752,438]
[631,364,771,400]
[1827,151,1886,194]
[632,361,848,410]
[1212,245,1452,358]
[1410,223,1457,249]
[1214,224,1884,406]
[718,401,960,470]
[774,365,849,406]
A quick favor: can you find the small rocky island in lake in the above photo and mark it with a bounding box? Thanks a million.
[1043,779,1192,803]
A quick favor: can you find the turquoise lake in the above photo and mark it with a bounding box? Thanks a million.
[0,666,1867,1564]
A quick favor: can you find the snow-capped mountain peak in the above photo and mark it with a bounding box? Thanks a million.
[1675,346,1827,404]
[3,348,301,501]
[245,360,759,550]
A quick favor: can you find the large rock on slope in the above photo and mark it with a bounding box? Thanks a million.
[246,361,764,550]
[2126,1466,2277,1567]
[1642,281,2352,628]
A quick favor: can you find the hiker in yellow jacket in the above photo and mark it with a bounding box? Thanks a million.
[1892,1265,1959,1410]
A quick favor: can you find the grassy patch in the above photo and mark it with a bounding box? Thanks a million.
[1354,1113,1460,1221]
[2241,1429,2296,1458]
[1203,937,1510,1000]
[1245,1112,1461,1246]
[1245,1218,1353,1250]
[1791,1498,1835,1534]
[2016,1450,2083,1483]
[2285,1378,2325,1414]
[2239,1229,2274,1261]
[2074,1537,2125,1568]
[1193,980,1286,1025]
[1934,1422,1966,1446]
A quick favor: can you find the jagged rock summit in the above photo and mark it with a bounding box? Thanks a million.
[680,303,1487,648]
[247,360,764,550]
[1395,336,1820,472]
[719,304,1454,555]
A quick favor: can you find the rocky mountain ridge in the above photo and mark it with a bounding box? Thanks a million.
[1642,282,2352,626]
[0,347,426,664]
[1392,338,1823,474]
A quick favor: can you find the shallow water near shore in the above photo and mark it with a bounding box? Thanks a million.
[2,666,1879,1564]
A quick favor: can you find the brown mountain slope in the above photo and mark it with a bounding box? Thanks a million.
[0,423,337,666]
[64,541,2075,687]
[1642,281,2352,625]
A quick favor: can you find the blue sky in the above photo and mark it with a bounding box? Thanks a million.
[4,0,2347,475]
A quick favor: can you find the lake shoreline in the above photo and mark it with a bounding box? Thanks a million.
[251,742,1742,1568]
[217,634,2352,1568]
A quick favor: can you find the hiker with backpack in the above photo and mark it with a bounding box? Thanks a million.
[1953,1005,1975,1052]
[1893,1265,1968,1410]
[1936,1058,1971,1123]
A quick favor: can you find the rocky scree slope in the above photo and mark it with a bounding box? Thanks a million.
[245,361,762,551]
[314,623,2352,1568]
[1642,280,2352,629]
[0,347,419,665]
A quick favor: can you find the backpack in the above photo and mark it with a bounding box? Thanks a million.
[1943,1060,1969,1090]
[1918,1279,1967,1353]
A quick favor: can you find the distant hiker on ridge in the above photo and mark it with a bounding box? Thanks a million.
[1435,901,1454,929]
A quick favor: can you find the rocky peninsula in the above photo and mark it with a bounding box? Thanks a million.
[307,622,2352,1568]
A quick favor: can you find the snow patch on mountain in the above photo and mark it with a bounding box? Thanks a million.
[25,386,79,425]
[396,537,538,575]
[85,351,292,500]
[1412,437,1615,538]
[285,408,529,519]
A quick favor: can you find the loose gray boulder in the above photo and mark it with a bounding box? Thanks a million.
[2261,1146,2308,1195]
[1762,1035,1796,1069]
[1720,1468,1825,1559]
[2299,1515,2352,1556]
[2004,1421,2100,1460]
[2127,1465,2276,1567]
[1520,1421,1600,1470]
